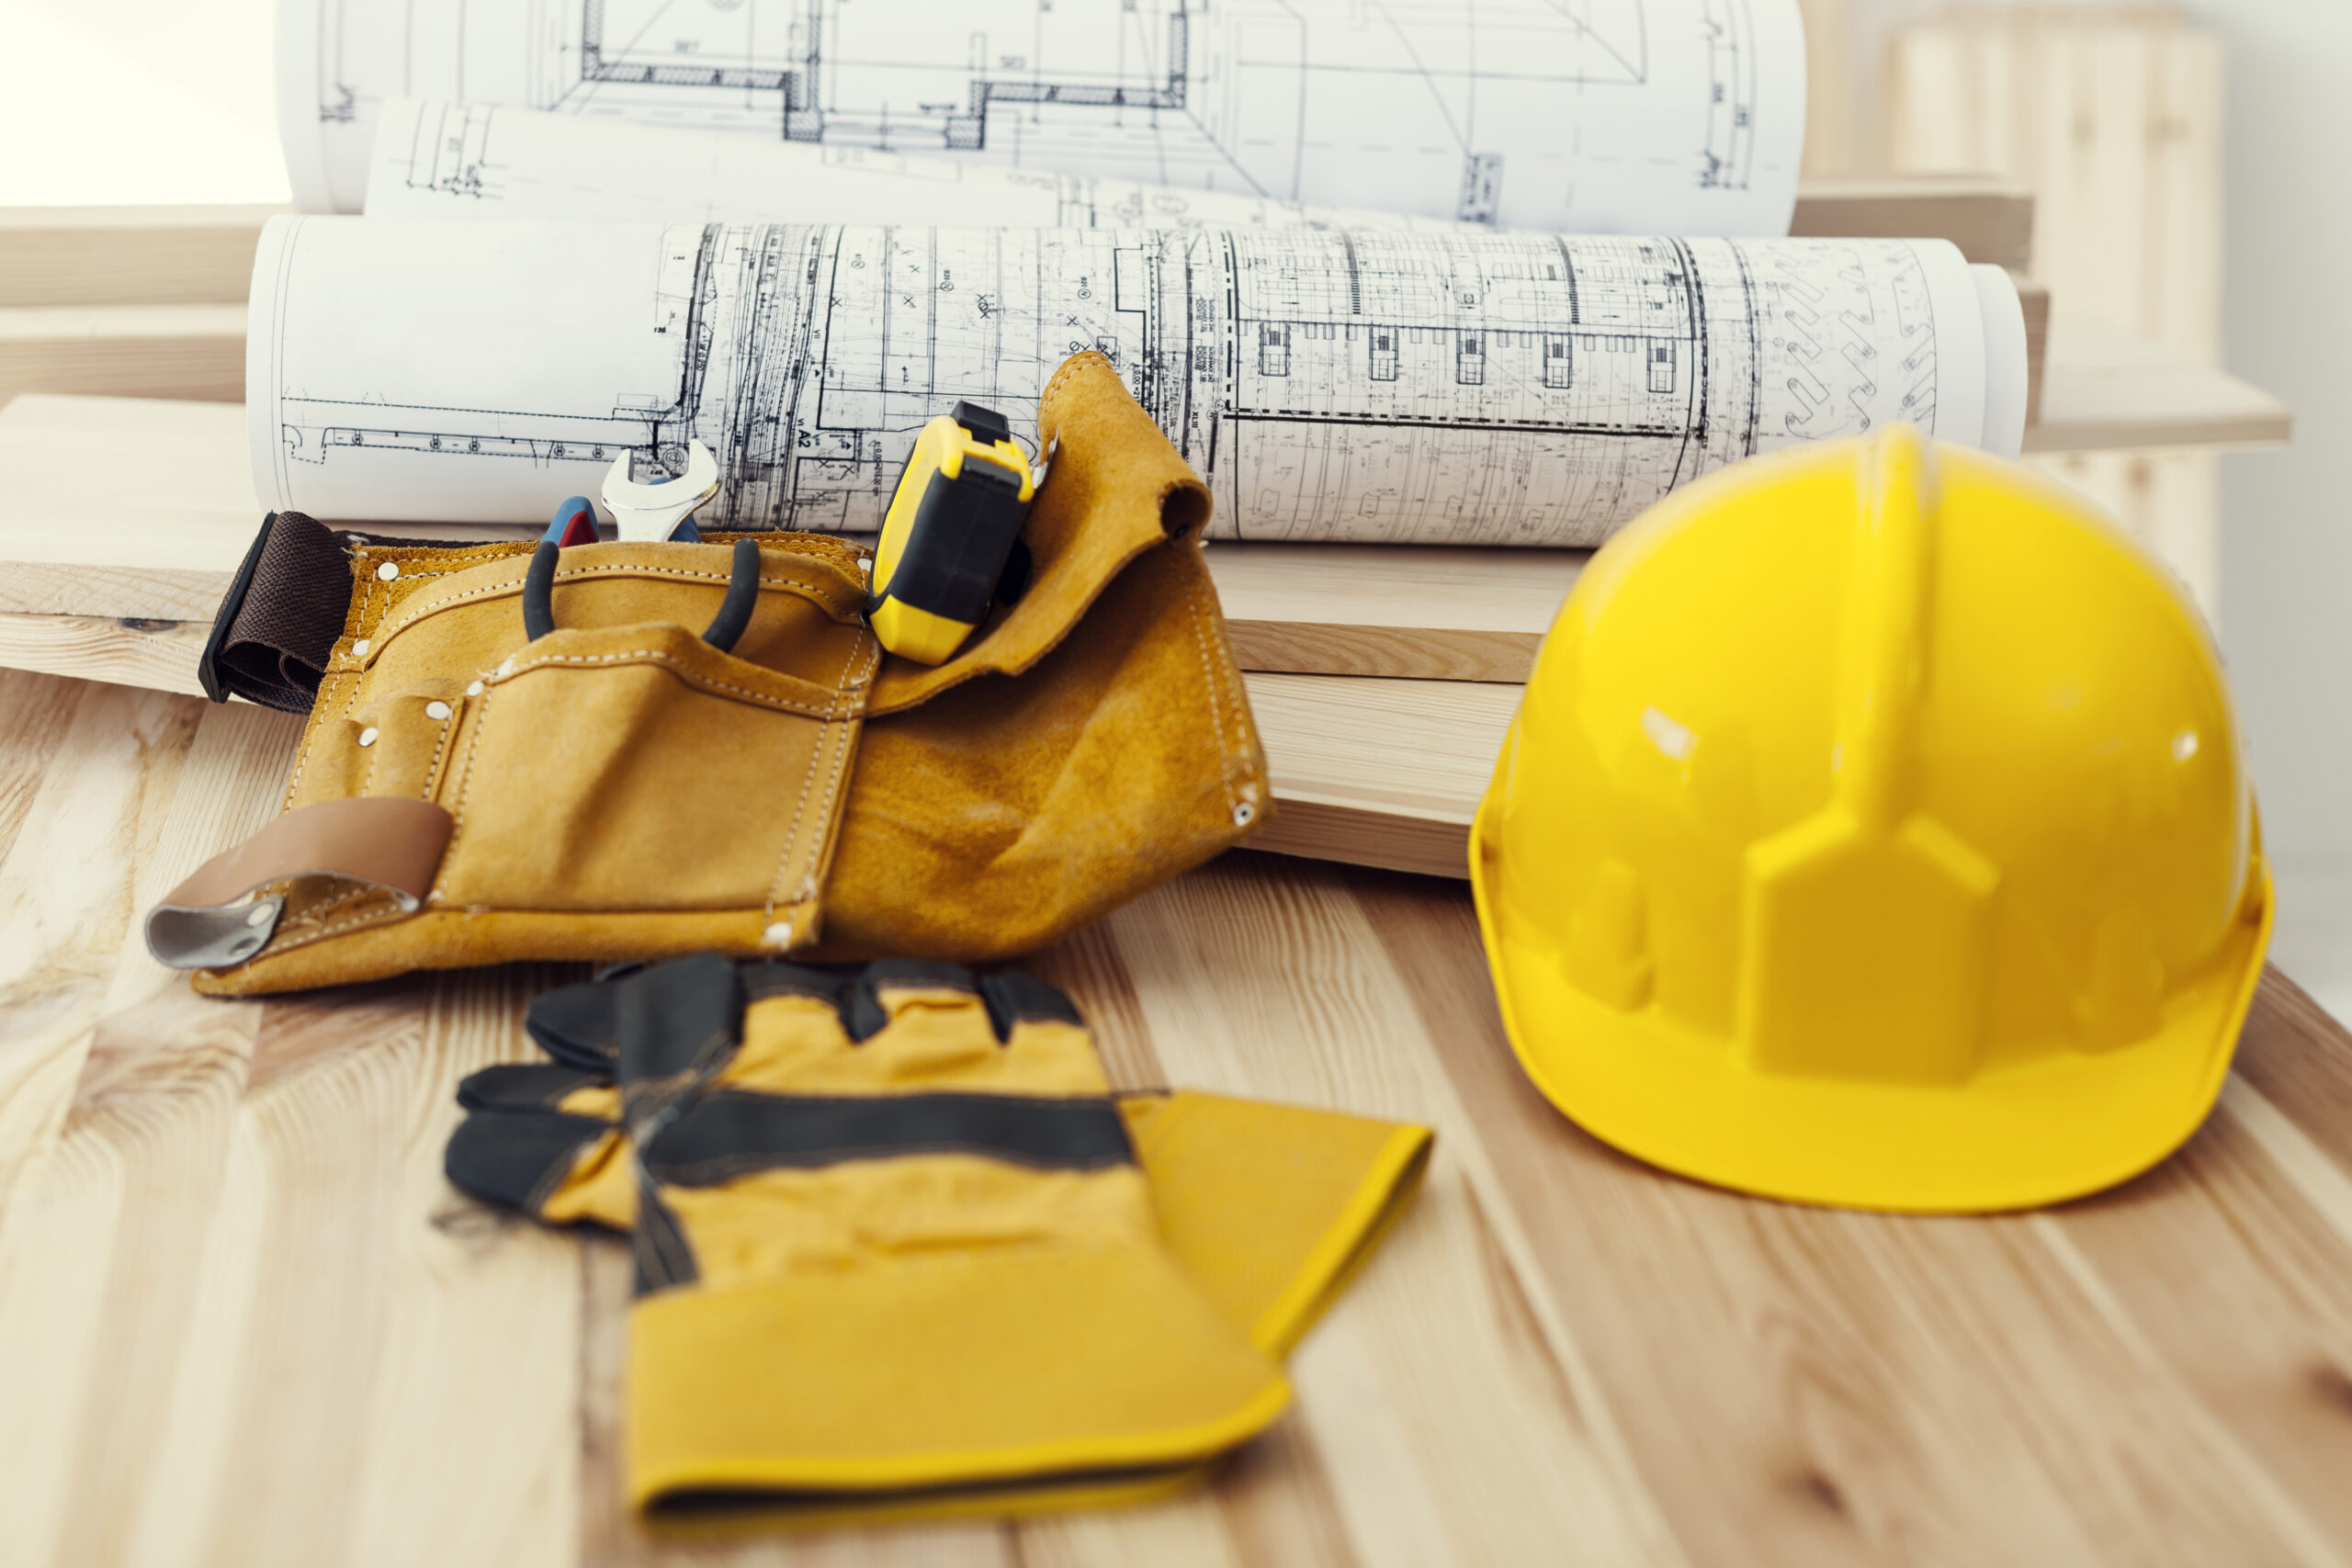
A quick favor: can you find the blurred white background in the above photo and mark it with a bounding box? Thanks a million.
[1,0,2345,1016]
[0,0,284,205]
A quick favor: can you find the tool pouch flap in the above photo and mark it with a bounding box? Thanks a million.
[172,352,1265,996]
[866,351,1213,716]
[817,352,1266,963]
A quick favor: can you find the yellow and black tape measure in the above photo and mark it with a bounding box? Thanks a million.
[867,401,1039,665]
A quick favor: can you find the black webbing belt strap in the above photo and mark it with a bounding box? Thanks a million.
[198,513,497,714]
[198,512,357,713]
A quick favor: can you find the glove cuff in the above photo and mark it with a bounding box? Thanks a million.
[626,1243,1289,1511]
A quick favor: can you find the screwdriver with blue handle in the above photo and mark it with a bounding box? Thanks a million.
[867,400,1043,665]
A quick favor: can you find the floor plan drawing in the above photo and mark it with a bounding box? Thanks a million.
[249,219,2016,545]
[280,0,1807,233]
[364,96,1474,231]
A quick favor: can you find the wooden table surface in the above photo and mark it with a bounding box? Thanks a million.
[4,664,2351,1567]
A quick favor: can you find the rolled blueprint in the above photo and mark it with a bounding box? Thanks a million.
[279,0,1807,234]
[248,219,2027,545]
[366,97,1471,232]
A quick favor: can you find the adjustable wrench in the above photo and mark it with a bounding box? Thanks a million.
[601,440,721,542]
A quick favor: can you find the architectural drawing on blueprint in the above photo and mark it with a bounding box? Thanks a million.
[365,96,1474,231]
[249,220,2016,545]
[280,0,1807,232]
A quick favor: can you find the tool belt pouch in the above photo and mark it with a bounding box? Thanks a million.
[158,353,1268,997]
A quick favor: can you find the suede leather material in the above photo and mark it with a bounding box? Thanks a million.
[192,353,1268,996]
[817,352,1267,962]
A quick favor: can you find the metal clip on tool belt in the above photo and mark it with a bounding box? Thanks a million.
[156,352,1272,997]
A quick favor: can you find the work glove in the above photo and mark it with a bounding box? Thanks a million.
[447,954,1431,1522]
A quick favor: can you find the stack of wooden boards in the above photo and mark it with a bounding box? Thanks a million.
[0,190,2293,878]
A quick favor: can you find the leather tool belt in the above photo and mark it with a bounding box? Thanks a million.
[153,354,1270,996]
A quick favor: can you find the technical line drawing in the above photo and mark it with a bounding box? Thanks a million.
[249,219,2016,546]
[366,96,1476,231]
[280,0,1807,233]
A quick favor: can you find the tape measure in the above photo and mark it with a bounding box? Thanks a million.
[866,401,1040,665]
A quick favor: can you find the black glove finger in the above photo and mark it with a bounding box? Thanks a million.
[445,1105,620,1218]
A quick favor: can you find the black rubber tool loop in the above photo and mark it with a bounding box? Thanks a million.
[521,540,561,642]
[699,538,763,654]
[520,536,763,650]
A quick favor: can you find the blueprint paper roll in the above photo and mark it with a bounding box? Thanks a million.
[279,0,1807,236]
[247,218,2015,546]
[363,97,1481,233]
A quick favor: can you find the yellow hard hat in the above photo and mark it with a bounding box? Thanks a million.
[1470,424,2271,1213]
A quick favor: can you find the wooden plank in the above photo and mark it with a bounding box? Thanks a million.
[1102,861,1689,1566]
[1242,672,1512,878]
[0,395,523,620]
[0,394,258,619]
[0,675,2348,1563]
[2022,317,2292,454]
[1353,867,2352,1567]
[1789,177,2036,270]
[0,615,210,697]
[0,206,282,310]
[1207,543,1577,682]
[0,306,246,406]
[2014,274,2051,427]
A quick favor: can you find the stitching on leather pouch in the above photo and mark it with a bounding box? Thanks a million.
[419,698,461,799]
[275,878,383,936]
[367,560,861,655]
[339,571,379,725]
[793,637,877,911]
[763,633,878,923]
[1035,350,1095,434]
[797,643,879,901]
[279,558,374,812]
[1180,564,1244,818]
[489,649,845,716]
[234,875,408,966]
[1036,350,1110,442]
[429,682,497,905]
[254,890,413,961]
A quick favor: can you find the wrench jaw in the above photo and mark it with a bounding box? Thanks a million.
[601,440,723,542]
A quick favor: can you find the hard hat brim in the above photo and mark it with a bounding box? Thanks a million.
[1469,788,2276,1215]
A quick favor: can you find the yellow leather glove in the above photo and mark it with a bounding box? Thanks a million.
[447,956,1431,1524]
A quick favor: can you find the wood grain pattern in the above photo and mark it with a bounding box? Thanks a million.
[1787,177,2035,270]
[2022,316,2290,455]
[0,306,247,406]
[0,206,284,310]
[0,670,2348,1565]
[1207,543,1577,683]
[1241,673,1513,878]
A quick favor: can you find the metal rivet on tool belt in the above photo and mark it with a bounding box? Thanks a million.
[376,561,400,581]
[465,680,484,696]
[357,727,379,747]
[245,904,274,927]
[351,638,370,657]
[1233,801,1256,827]
[424,701,452,721]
